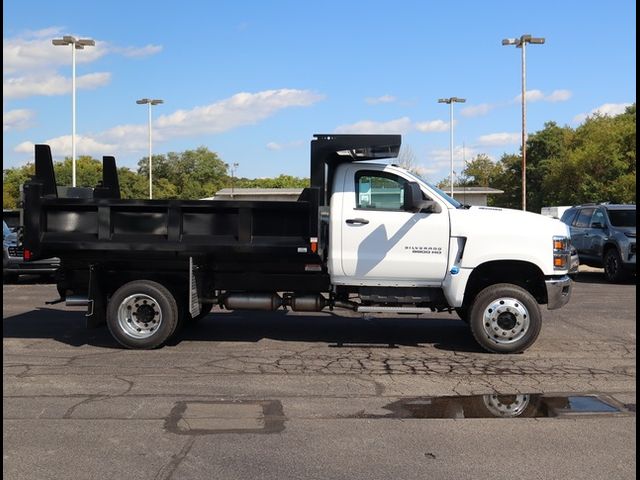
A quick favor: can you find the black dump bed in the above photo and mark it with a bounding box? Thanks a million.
[22,135,400,263]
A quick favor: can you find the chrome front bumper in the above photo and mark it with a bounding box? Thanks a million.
[545,275,573,310]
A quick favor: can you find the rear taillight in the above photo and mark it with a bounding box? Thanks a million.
[23,248,32,261]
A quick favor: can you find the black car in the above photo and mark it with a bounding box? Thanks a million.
[3,220,60,282]
[560,204,636,282]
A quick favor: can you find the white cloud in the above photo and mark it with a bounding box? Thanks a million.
[411,165,440,178]
[335,117,450,135]
[266,140,304,150]
[572,102,632,123]
[15,135,117,156]
[460,103,496,117]
[335,116,413,134]
[13,89,325,158]
[116,44,163,58]
[3,29,107,74]
[365,94,396,105]
[476,132,520,147]
[3,27,162,101]
[513,89,572,103]
[3,72,111,99]
[415,119,450,132]
[3,109,35,131]
[546,89,572,102]
[266,142,282,150]
[514,89,545,103]
[155,89,325,137]
[426,145,482,181]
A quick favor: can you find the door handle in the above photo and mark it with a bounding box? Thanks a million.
[346,218,369,225]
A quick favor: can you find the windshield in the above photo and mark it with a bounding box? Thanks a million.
[607,209,636,227]
[3,221,11,237]
[403,171,462,208]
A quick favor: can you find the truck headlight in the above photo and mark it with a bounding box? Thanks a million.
[553,236,571,270]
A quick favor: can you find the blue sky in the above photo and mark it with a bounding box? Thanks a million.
[3,0,636,184]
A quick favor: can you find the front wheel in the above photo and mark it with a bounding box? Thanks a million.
[603,249,627,283]
[468,284,542,354]
[106,280,179,349]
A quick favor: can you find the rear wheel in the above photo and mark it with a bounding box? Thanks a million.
[106,280,179,349]
[468,284,542,354]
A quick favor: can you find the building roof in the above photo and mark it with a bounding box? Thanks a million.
[215,188,303,196]
[452,186,504,194]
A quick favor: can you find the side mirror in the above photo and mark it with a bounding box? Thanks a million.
[403,182,441,213]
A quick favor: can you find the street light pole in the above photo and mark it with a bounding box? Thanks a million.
[502,34,545,211]
[230,163,239,198]
[52,36,95,187]
[136,98,164,199]
[437,97,466,197]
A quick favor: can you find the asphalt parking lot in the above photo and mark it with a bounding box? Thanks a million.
[3,269,636,480]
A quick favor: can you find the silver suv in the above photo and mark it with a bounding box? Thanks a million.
[561,204,636,282]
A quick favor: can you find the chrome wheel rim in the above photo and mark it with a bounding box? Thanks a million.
[481,297,529,345]
[482,394,531,417]
[117,294,162,339]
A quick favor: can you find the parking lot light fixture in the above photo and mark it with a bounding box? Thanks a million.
[437,97,466,197]
[52,36,96,188]
[502,34,545,211]
[136,98,164,199]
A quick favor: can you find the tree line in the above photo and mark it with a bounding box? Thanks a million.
[3,104,635,211]
[437,104,636,211]
[3,146,308,208]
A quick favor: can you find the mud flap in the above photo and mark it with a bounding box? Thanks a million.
[189,257,201,318]
[86,264,106,328]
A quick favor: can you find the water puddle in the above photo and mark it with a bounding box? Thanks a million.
[352,394,630,419]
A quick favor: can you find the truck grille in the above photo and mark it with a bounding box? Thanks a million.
[8,246,23,257]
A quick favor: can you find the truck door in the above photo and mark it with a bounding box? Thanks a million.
[339,166,450,285]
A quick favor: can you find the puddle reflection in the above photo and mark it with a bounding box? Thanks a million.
[357,394,626,419]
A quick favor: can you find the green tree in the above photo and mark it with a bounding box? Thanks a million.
[525,121,574,212]
[543,104,636,205]
[460,154,502,187]
[137,146,228,199]
[3,164,35,209]
[490,153,522,209]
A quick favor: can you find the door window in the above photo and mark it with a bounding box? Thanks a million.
[573,208,594,228]
[355,171,406,210]
[590,209,606,228]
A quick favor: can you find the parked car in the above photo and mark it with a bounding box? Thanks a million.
[560,204,636,282]
[3,220,60,282]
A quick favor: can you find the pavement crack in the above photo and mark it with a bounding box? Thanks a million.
[154,437,196,480]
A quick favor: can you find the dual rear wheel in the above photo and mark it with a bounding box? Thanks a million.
[106,280,213,349]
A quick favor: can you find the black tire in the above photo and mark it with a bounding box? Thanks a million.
[3,272,19,284]
[468,283,542,354]
[603,248,627,283]
[106,280,179,349]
